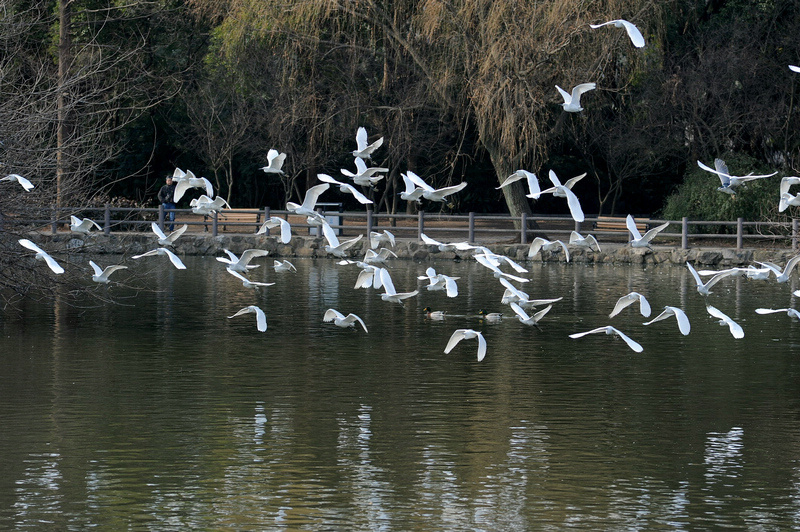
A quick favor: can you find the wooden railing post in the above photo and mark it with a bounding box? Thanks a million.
[520,213,527,245]
[793,218,798,252]
[212,211,219,237]
[681,217,688,250]
[574,220,581,233]
[158,204,165,231]
[104,203,111,235]
[366,208,373,238]
[51,207,58,234]
[417,210,424,240]
[468,212,475,243]
[264,207,270,234]
[737,217,743,249]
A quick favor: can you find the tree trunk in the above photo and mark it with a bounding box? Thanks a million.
[56,0,73,208]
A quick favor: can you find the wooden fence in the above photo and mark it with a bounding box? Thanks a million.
[7,204,800,251]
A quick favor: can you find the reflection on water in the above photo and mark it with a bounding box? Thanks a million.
[2,257,800,529]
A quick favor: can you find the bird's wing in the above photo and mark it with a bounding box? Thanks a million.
[317,173,340,185]
[321,222,339,248]
[19,238,45,254]
[173,180,191,202]
[252,306,267,331]
[226,267,250,283]
[643,307,674,326]
[432,182,467,198]
[102,265,127,278]
[420,233,442,246]
[70,215,81,227]
[404,170,434,191]
[528,237,547,258]
[509,302,530,321]
[444,330,468,354]
[348,314,369,333]
[620,20,645,47]
[780,176,800,195]
[355,126,368,151]
[200,177,214,196]
[609,293,638,318]
[586,234,601,251]
[497,170,526,189]
[354,269,375,289]
[161,248,187,269]
[563,188,585,222]
[167,224,188,243]
[589,20,614,29]
[239,249,269,266]
[671,307,691,335]
[569,327,609,339]
[626,214,643,241]
[570,83,596,103]
[640,221,670,243]
[714,158,730,176]
[555,85,572,103]
[698,160,730,186]
[532,305,553,323]
[686,261,704,287]
[89,260,103,276]
[444,276,459,298]
[791,65,800,73]
[340,183,373,204]
[323,308,345,322]
[300,183,330,211]
[476,333,487,362]
[563,173,587,190]
[782,254,800,276]
[638,294,652,317]
[547,169,563,187]
[379,268,396,295]
[151,222,167,240]
[132,249,159,259]
[610,327,644,352]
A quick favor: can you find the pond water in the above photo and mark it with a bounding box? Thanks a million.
[2,256,800,530]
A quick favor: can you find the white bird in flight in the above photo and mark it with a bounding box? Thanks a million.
[228,305,267,332]
[418,266,460,298]
[18,239,64,274]
[509,302,552,327]
[404,170,467,204]
[528,237,570,262]
[686,261,737,296]
[791,65,800,73]
[322,222,363,258]
[89,260,127,284]
[341,157,387,187]
[378,267,419,305]
[132,247,187,270]
[256,216,292,244]
[216,248,269,273]
[589,19,646,48]
[190,195,230,215]
[569,231,601,252]
[643,306,691,336]
[755,255,800,283]
[539,170,585,222]
[225,267,275,289]
[1,173,34,191]
[497,170,541,199]
[569,326,643,353]
[697,158,777,195]
[260,149,286,175]
[755,307,800,320]
[444,329,487,362]
[369,230,395,249]
[706,305,744,339]
[352,127,384,160]
[323,309,368,333]
[273,259,297,273]
[556,83,596,113]
[609,292,651,318]
[173,171,214,202]
[317,173,373,205]
[363,247,397,265]
[627,215,670,248]
[70,215,102,234]
[151,222,187,247]
[286,183,329,225]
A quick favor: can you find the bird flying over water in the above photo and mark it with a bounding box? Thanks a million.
[132,247,187,270]
[151,223,187,247]
[216,248,269,273]
[444,329,487,362]
[323,309,368,333]
[89,260,127,284]
[643,306,691,336]
[378,267,418,305]
[627,215,670,248]
[528,237,570,262]
[228,305,267,332]
[609,292,651,318]
[706,305,744,339]
[70,216,101,234]
[256,216,292,244]
[569,326,643,353]
[18,239,64,274]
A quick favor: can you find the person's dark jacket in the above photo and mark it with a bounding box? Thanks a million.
[158,183,176,204]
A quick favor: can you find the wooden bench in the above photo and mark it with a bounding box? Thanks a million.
[593,216,649,233]
[217,209,263,232]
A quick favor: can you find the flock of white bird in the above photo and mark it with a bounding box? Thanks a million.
[6,18,800,361]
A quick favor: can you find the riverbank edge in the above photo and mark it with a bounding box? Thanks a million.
[29,232,800,267]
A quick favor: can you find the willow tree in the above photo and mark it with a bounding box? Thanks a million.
[187,0,679,217]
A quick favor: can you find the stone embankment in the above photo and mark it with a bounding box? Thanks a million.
[29,231,800,267]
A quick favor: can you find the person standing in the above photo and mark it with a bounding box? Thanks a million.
[158,175,177,231]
